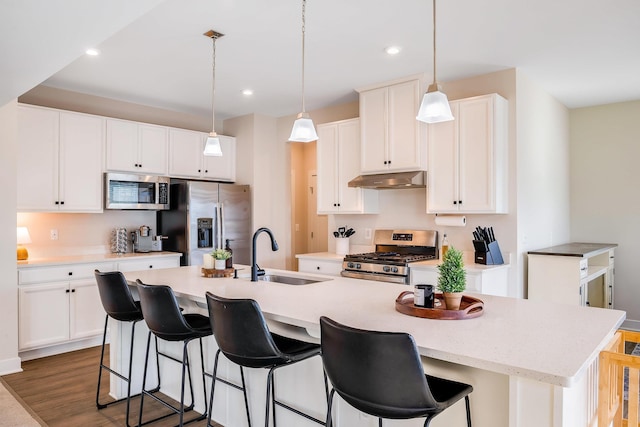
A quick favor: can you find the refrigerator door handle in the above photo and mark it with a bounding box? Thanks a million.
[219,202,226,250]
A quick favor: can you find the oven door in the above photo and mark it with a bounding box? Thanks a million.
[341,270,408,284]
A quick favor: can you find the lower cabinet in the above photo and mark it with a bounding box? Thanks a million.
[18,261,116,351]
[296,255,344,276]
[17,255,181,355]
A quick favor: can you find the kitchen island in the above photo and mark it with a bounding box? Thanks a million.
[116,265,624,427]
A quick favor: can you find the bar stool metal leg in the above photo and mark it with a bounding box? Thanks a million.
[207,349,252,427]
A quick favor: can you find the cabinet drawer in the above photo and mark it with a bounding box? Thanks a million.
[19,261,116,284]
[117,257,180,272]
[298,259,343,276]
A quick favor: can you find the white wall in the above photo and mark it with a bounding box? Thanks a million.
[0,100,21,374]
[516,71,571,297]
[570,100,640,322]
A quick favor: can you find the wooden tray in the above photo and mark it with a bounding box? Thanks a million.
[201,267,234,278]
[395,291,484,320]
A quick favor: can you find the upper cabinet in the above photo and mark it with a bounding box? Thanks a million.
[17,105,104,212]
[169,128,236,182]
[427,93,509,214]
[106,118,168,175]
[317,118,378,214]
[358,78,426,174]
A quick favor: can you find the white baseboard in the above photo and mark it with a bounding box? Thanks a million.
[0,357,23,375]
[19,336,103,362]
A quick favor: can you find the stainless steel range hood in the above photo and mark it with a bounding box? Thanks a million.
[348,171,426,189]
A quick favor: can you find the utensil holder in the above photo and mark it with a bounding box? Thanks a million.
[110,228,128,253]
[335,237,350,255]
[473,240,504,265]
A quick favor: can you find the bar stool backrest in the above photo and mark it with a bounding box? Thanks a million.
[205,292,285,368]
[94,270,142,322]
[136,280,197,342]
[320,316,438,419]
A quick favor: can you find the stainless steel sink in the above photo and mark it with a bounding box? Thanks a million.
[258,274,330,285]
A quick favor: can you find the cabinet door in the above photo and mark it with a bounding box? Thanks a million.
[106,119,139,172]
[169,128,203,178]
[19,282,70,350]
[17,105,59,211]
[203,135,236,181]
[70,279,106,340]
[458,96,496,212]
[336,119,365,213]
[58,112,104,212]
[359,87,388,173]
[427,102,459,213]
[317,123,339,213]
[137,124,168,175]
[388,80,424,171]
[117,257,180,272]
[298,259,343,276]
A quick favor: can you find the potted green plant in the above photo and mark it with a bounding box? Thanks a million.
[212,248,231,270]
[437,246,466,310]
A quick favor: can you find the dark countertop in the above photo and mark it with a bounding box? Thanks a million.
[527,243,617,257]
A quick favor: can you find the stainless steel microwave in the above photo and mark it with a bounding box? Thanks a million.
[104,173,170,210]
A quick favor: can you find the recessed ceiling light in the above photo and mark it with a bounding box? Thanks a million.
[242,89,254,96]
[85,48,100,56]
[385,46,401,55]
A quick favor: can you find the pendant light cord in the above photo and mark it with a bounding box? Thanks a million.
[432,0,437,84]
[211,35,217,131]
[301,0,307,113]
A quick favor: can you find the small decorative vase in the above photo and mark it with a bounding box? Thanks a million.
[214,259,226,270]
[443,292,463,310]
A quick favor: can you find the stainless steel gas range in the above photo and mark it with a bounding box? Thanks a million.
[341,229,438,284]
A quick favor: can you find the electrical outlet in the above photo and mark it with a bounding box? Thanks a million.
[50,229,58,240]
[364,228,372,240]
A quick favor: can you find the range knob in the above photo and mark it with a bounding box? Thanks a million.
[356,263,361,269]
[347,262,355,268]
[383,266,391,272]
[392,267,399,273]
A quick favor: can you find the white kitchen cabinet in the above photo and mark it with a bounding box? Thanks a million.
[169,128,236,182]
[317,118,378,214]
[297,257,343,276]
[17,105,104,212]
[358,78,426,174]
[528,244,616,308]
[427,93,508,214]
[18,261,115,351]
[410,263,509,297]
[117,256,180,272]
[106,118,168,175]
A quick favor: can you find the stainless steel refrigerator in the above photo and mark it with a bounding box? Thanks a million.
[157,180,252,266]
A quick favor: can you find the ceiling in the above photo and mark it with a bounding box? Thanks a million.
[13,0,640,121]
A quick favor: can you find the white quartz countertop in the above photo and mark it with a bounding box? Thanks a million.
[123,265,624,387]
[17,251,181,268]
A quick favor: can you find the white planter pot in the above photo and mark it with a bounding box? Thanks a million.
[214,259,226,270]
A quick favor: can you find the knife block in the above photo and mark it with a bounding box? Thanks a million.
[473,240,504,265]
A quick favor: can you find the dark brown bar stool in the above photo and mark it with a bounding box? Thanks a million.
[205,291,328,427]
[136,280,213,427]
[320,316,473,427]
[94,270,159,427]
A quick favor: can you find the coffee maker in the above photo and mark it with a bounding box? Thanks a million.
[132,225,166,252]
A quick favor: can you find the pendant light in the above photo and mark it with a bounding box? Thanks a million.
[416,0,454,124]
[289,0,318,143]
[203,30,223,156]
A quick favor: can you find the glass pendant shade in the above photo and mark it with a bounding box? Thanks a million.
[204,132,223,156]
[416,84,454,123]
[289,113,318,142]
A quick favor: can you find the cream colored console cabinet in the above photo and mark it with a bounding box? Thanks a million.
[317,118,378,214]
[106,118,168,175]
[358,77,426,174]
[17,105,104,212]
[528,243,616,308]
[168,128,236,182]
[427,93,508,214]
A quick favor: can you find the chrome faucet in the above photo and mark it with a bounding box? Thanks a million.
[251,227,279,281]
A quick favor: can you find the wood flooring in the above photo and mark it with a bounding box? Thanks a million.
[2,345,221,427]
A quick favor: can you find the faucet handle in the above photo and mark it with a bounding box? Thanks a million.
[255,264,266,277]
